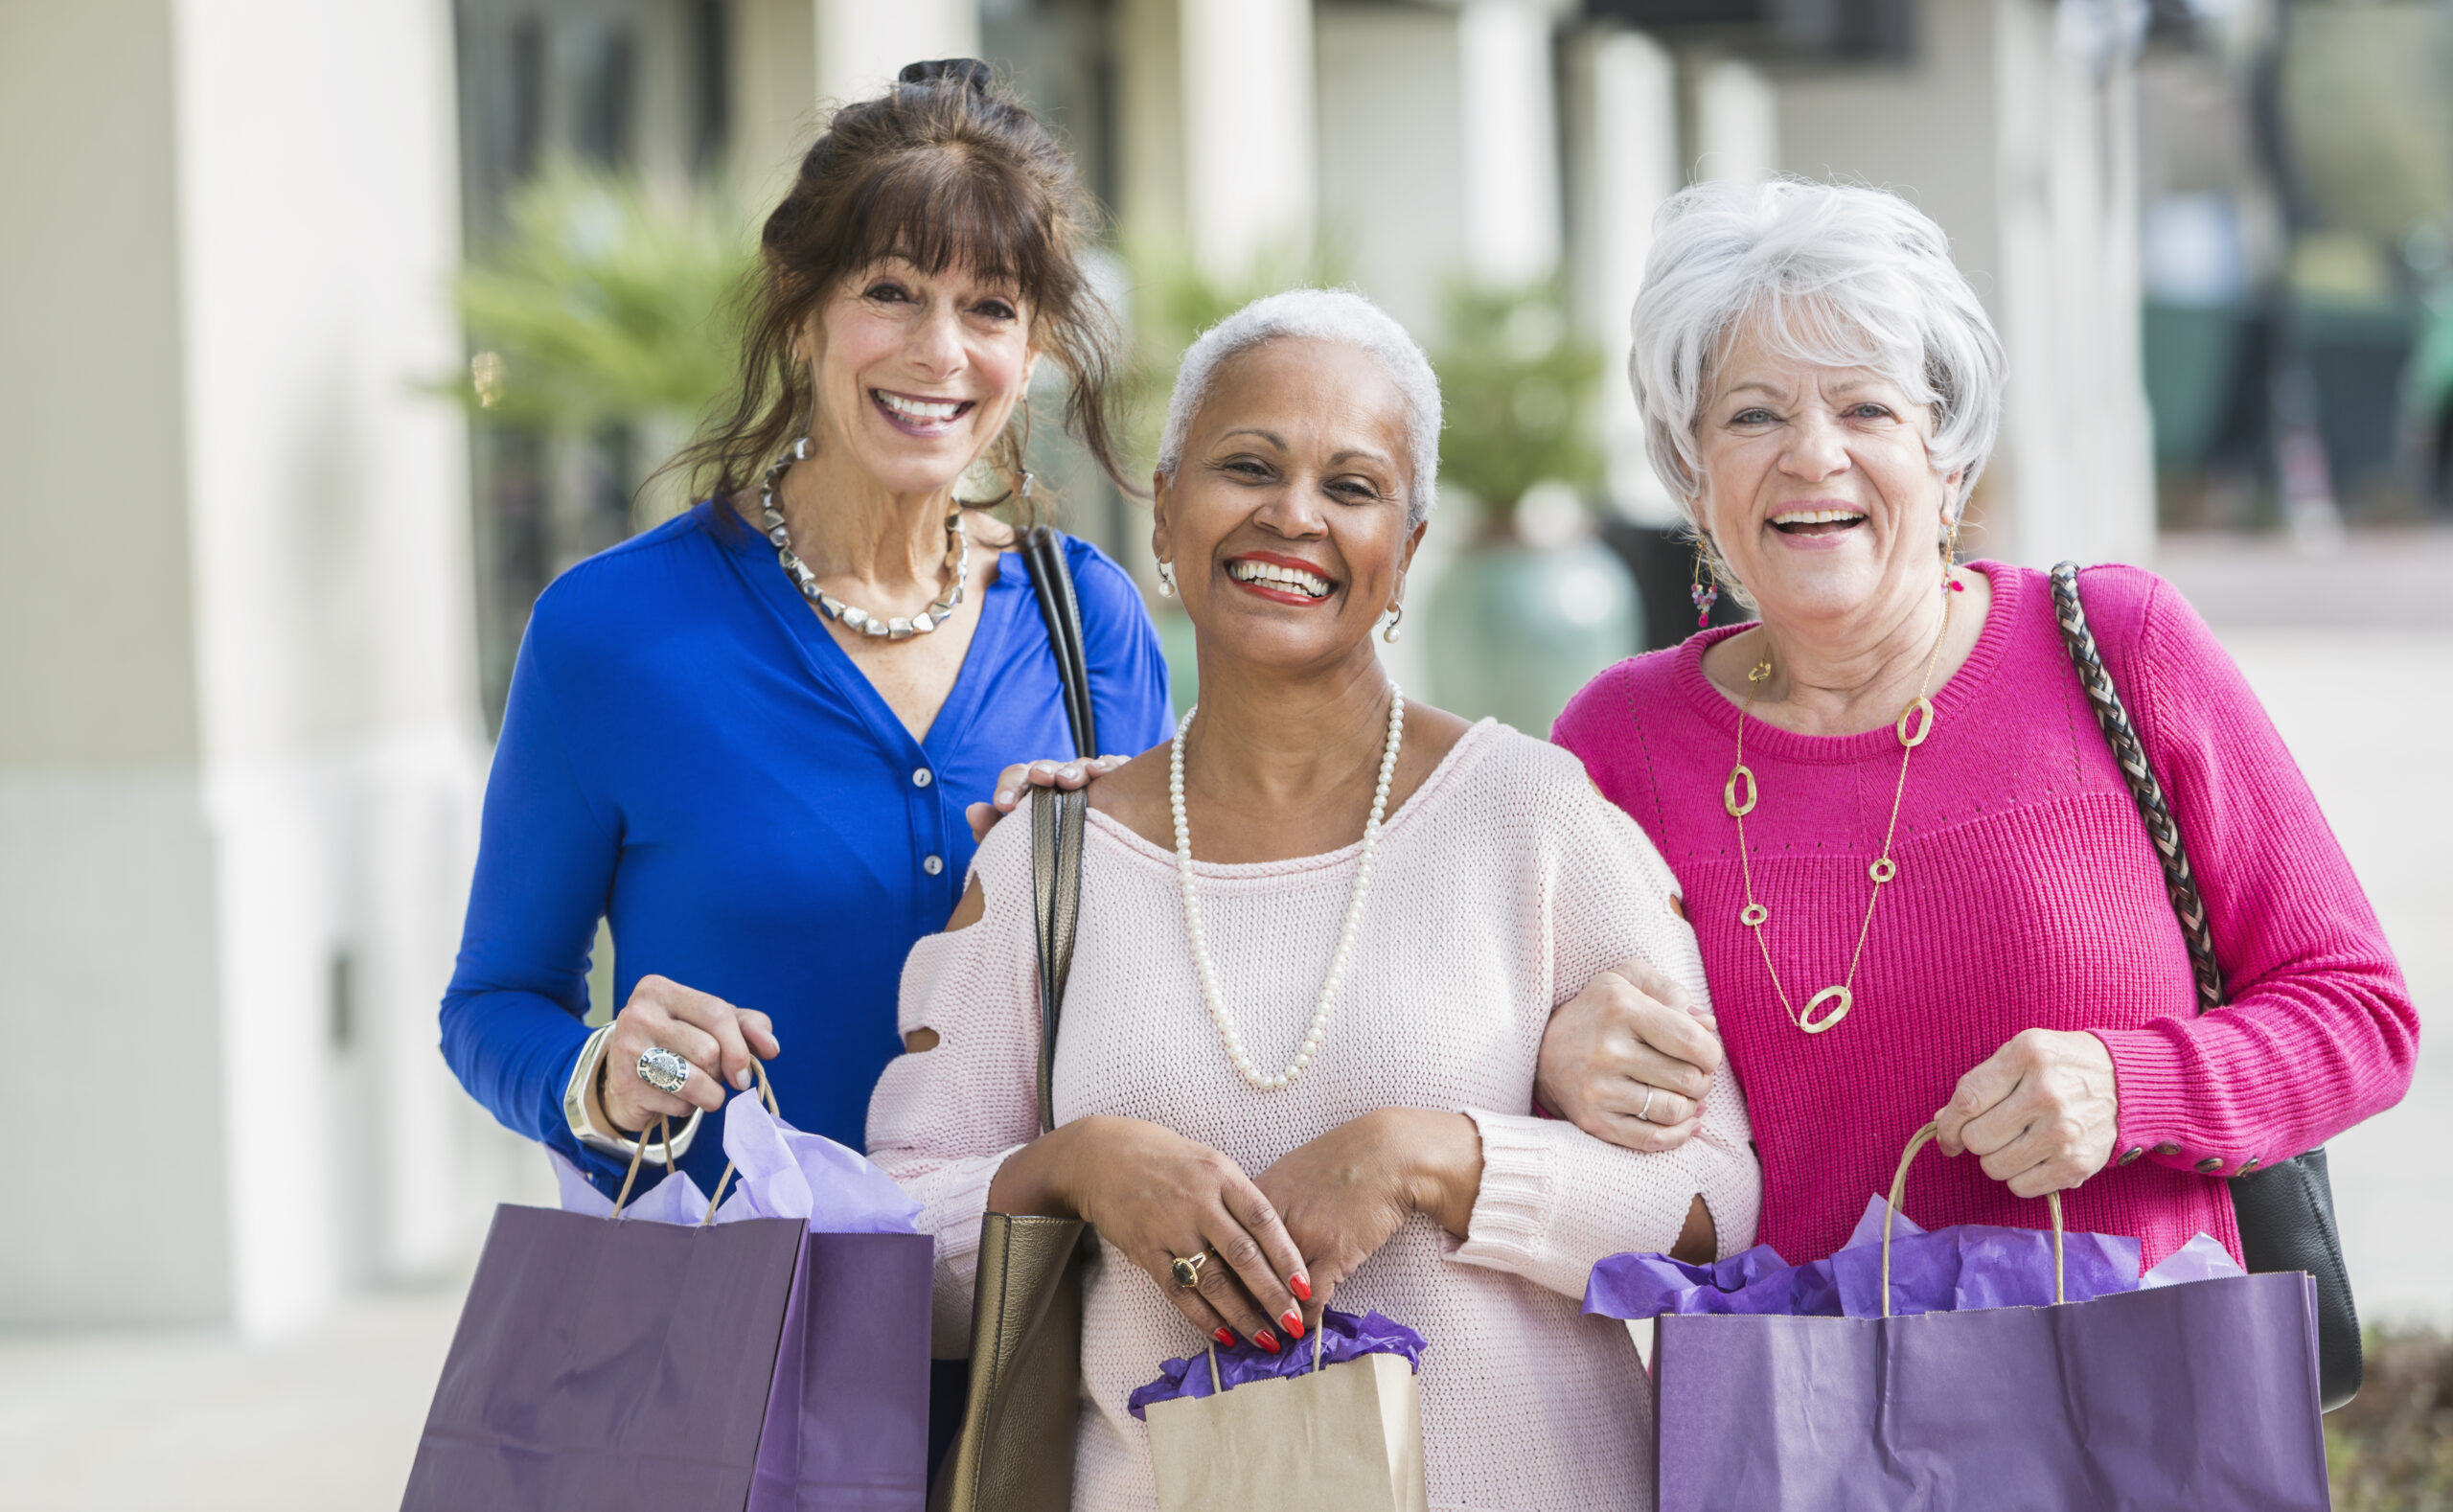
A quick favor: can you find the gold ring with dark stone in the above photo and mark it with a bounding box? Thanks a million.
[1170,1251,1208,1289]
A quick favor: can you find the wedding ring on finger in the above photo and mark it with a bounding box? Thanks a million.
[636,1046,691,1096]
[1639,1087,1658,1124]
[1170,1250,1211,1290]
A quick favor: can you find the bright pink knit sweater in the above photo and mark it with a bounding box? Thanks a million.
[1553,561,2417,1270]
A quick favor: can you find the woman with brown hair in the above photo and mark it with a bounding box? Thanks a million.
[436,58,1171,1465]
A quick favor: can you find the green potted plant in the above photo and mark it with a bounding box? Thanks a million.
[1427,281,1639,734]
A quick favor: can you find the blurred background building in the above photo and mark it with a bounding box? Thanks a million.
[3,0,2447,1503]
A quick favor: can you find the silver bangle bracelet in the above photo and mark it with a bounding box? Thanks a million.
[562,1023,702,1164]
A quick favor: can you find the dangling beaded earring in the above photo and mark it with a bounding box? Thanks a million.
[1383,601,1405,643]
[1155,560,1177,598]
[1690,542,1722,628]
[1941,512,1965,593]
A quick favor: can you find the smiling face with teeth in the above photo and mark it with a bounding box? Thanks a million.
[796,255,1037,498]
[1694,317,1964,629]
[1154,336,1424,677]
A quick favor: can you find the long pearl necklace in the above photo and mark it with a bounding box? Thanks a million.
[1728,577,1956,1036]
[757,437,969,638]
[1170,687,1406,1091]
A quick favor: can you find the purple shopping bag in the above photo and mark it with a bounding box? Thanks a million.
[401,1203,808,1509]
[402,1086,932,1511]
[1643,1125,2330,1512]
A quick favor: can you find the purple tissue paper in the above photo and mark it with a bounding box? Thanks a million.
[1587,1193,2145,1322]
[1126,1308,1428,1420]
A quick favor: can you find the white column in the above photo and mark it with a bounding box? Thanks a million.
[0,6,231,1329]
[1181,0,1316,283]
[171,0,495,1334]
[0,0,505,1334]
[1458,0,1564,287]
[815,0,981,108]
[1694,56,1778,185]
[1569,26,1682,521]
[1992,0,2155,565]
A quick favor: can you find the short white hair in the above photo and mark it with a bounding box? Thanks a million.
[1157,288,1443,527]
[1629,177,2006,524]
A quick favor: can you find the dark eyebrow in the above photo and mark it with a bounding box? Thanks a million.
[1217,427,1288,449]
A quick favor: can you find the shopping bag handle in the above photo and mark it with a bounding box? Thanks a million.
[1201,1316,1329,1393]
[604,1058,781,1224]
[1882,1120,2064,1317]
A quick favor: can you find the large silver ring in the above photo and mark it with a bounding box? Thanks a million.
[1639,1087,1658,1124]
[636,1046,690,1096]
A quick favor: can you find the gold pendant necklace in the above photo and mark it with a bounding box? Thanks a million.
[1727,582,1956,1036]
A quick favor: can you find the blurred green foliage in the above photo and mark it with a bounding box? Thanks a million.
[1433,281,1603,524]
[1118,236,1344,480]
[442,163,752,431]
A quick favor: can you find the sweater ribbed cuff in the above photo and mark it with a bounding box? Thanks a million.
[1455,1109,1557,1275]
[2091,1025,2226,1174]
[925,1143,1028,1288]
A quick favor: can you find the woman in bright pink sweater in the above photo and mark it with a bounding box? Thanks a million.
[1539,179,2417,1270]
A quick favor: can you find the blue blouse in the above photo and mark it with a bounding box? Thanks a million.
[440,500,1174,1194]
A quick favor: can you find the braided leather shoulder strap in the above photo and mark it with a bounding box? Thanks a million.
[2049,561,2223,1014]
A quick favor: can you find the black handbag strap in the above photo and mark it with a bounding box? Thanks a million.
[1021,525,1100,759]
[2048,561,2224,1014]
[1028,786,1087,1135]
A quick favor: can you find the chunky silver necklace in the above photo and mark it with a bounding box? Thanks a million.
[1170,687,1405,1092]
[757,437,969,639]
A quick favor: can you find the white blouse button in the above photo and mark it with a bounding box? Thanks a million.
[922,855,944,876]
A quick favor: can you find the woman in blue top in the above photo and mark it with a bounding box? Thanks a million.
[439,60,1170,1229]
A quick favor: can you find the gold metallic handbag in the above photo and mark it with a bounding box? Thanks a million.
[928,784,1093,1512]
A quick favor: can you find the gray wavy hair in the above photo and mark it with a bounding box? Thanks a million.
[1629,178,2006,536]
[1156,288,1443,528]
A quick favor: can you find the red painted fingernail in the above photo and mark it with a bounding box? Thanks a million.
[1213,1327,1237,1348]
[1254,1330,1280,1354]
[1280,1310,1305,1339]
[1289,1272,1312,1301]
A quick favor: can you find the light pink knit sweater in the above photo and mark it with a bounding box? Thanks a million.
[1553,561,2418,1271]
[869,722,1760,1512]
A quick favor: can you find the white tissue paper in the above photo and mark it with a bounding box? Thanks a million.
[711,1093,923,1234]
[2138,1231,2247,1289]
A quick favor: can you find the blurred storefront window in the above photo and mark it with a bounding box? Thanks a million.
[2139,0,2453,536]
[453,0,732,729]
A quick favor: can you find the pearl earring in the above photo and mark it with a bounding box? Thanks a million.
[1156,561,1177,598]
[1382,602,1405,643]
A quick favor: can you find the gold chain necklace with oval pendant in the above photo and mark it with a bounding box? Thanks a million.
[1725,584,1955,1035]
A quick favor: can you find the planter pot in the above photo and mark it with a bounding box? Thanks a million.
[1426,535,1640,735]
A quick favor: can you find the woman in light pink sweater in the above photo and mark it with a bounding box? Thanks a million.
[1536,178,2417,1275]
[868,289,1759,1511]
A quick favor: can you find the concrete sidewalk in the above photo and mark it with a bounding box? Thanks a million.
[0,1280,464,1510]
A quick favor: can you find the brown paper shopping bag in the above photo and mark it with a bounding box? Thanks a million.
[1142,1330,1428,1512]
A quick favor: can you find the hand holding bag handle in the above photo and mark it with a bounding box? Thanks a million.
[1882,1120,2066,1316]
[2049,561,2361,1410]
